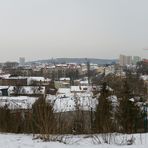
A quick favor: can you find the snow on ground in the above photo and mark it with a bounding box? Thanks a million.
[47,92,97,113]
[0,133,148,148]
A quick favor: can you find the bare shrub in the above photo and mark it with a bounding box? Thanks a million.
[32,96,57,140]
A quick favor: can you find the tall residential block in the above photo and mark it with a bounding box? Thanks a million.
[19,57,25,66]
[119,54,134,66]
[133,56,141,65]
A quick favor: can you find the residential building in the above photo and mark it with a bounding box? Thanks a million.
[19,57,25,66]
[133,56,141,65]
[119,55,126,66]
[119,54,134,66]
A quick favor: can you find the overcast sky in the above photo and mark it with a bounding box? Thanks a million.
[0,0,148,62]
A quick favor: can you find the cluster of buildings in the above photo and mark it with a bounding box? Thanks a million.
[0,58,118,112]
[0,76,48,110]
[119,54,141,66]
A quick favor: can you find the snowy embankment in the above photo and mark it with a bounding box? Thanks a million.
[0,133,148,148]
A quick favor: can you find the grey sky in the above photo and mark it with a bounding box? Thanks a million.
[0,0,148,62]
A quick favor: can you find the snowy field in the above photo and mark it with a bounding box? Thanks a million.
[0,133,148,148]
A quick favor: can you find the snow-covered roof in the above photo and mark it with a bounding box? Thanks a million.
[0,96,38,110]
[56,86,92,95]
[0,86,9,90]
[0,74,11,79]
[56,64,68,67]
[129,98,135,102]
[59,77,70,81]
[71,86,92,92]
[141,75,148,81]
[8,86,45,95]
[57,88,71,95]
[89,63,96,66]
[67,63,77,65]
[44,65,55,69]
[3,76,45,85]
[80,80,89,85]
[81,63,86,66]
[7,77,27,80]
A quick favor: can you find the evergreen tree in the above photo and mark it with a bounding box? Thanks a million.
[95,82,113,133]
[115,80,142,133]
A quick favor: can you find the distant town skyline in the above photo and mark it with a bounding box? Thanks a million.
[0,0,148,62]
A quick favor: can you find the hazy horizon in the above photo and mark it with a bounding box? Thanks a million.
[0,0,148,62]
